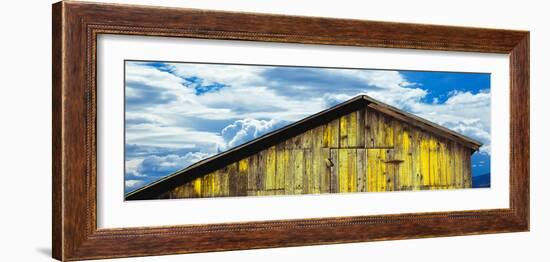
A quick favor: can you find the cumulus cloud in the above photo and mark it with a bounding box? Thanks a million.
[125,151,213,193]
[408,90,491,154]
[221,118,290,149]
[136,153,211,177]
[125,180,147,192]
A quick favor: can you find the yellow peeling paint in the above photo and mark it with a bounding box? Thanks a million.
[338,149,349,192]
[191,179,200,197]
[384,121,394,147]
[420,136,430,186]
[429,137,439,186]
[265,146,277,190]
[323,119,339,148]
[166,109,475,199]
[400,129,412,189]
[367,149,388,192]
[339,114,349,147]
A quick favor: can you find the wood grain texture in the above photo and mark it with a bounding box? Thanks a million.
[164,108,475,198]
[52,1,529,260]
[52,3,63,259]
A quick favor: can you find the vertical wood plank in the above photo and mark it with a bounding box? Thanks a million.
[348,149,358,192]
[330,149,339,193]
[367,149,387,192]
[339,114,349,148]
[219,167,230,197]
[284,149,295,195]
[169,185,179,198]
[247,155,258,191]
[337,149,357,193]
[386,149,396,191]
[338,149,348,193]
[265,146,277,190]
[168,184,181,198]
[234,159,248,196]
[454,146,464,188]
[438,141,447,187]
[275,144,287,191]
[304,149,313,194]
[301,130,314,194]
[323,118,339,148]
[448,142,456,188]
[459,145,466,188]
[446,142,452,188]
[256,150,266,191]
[200,172,212,197]
[349,111,358,147]
[320,148,331,193]
[377,114,385,148]
[302,129,313,149]
[366,109,394,148]
[339,111,359,147]
[191,177,202,198]
[429,136,439,187]
[376,111,384,148]
[406,127,414,190]
[464,149,472,188]
[357,148,367,192]
[211,171,221,197]
[366,109,378,148]
[199,174,208,197]
[420,134,431,187]
[379,149,388,192]
[364,108,370,148]
[357,108,366,148]
[392,121,405,190]
[294,149,304,194]
[228,161,242,196]
[400,125,413,190]
[383,117,395,148]
[191,181,200,197]
[367,149,377,192]
[184,183,195,198]
[311,147,321,194]
[442,141,452,187]
[288,132,302,149]
[411,129,422,190]
[311,125,323,194]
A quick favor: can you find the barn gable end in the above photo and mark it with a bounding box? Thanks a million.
[126,95,480,200]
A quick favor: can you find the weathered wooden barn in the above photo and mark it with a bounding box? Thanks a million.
[126,95,481,200]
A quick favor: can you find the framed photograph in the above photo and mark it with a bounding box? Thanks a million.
[52,1,529,261]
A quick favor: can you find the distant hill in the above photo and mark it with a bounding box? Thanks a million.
[472,173,490,188]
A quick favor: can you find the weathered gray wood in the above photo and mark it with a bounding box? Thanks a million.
[247,155,258,191]
[320,148,331,193]
[330,149,339,193]
[357,148,367,192]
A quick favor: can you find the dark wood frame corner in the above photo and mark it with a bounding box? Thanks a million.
[52,1,530,261]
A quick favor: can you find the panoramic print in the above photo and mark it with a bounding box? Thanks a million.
[124,61,491,200]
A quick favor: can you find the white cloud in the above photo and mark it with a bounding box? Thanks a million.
[125,180,147,192]
[125,62,194,98]
[126,152,212,179]
[169,63,265,87]
[406,90,491,154]
[221,118,289,149]
[126,61,491,153]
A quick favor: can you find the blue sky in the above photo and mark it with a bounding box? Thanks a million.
[124,61,491,193]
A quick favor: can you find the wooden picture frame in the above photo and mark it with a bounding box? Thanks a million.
[52,1,529,261]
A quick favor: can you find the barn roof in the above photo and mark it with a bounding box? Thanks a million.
[125,95,482,200]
